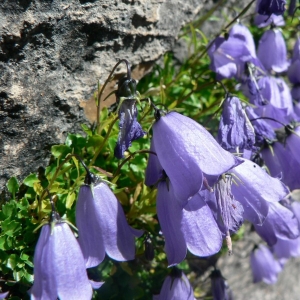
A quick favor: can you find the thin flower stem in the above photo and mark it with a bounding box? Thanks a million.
[96,59,131,134]
[112,150,157,180]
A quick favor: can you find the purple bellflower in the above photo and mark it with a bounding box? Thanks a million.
[30,217,100,299]
[288,38,300,84]
[229,158,288,225]
[156,180,223,266]
[210,269,233,300]
[114,74,146,159]
[254,13,285,28]
[250,244,283,284]
[114,99,145,159]
[153,268,195,300]
[76,174,143,268]
[257,0,286,16]
[152,111,240,202]
[254,201,300,246]
[208,35,252,79]
[218,95,255,152]
[257,29,289,73]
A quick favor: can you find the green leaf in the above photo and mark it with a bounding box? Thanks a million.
[66,192,76,209]
[81,123,93,136]
[51,145,71,158]
[1,219,22,237]
[6,177,19,199]
[23,173,39,187]
[1,201,17,219]
[6,254,18,269]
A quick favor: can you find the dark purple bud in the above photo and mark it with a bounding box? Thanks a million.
[218,96,255,151]
[114,99,145,159]
[250,244,282,284]
[210,269,233,300]
[257,0,286,16]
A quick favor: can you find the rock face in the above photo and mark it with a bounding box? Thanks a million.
[0,0,202,188]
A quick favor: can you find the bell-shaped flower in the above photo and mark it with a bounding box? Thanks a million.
[156,180,223,266]
[210,269,233,300]
[254,13,285,28]
[208,36,252,79]
[229,23,256,58]
[257,29,289,73]
[288,38,300,84]
[154,268,195,300]
[114,99,145,159]
[76,177,143,268]
[257,0,286,16]
[275,77,294,115]
[152,111,240,202]
[30,221,99,299]
[250,244,283,284]
[273,237,300,260]
[218,96,255,152]
[254,201,300,246]
[229,158,288,225]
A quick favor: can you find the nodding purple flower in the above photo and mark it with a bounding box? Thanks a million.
[156,181,222,266]
[250,244,283,284]
[254,13,285,28]
[257,29,289,73]
[154,268,195,300]
[208,36,252,79]
[210,269,233,300]
[114,99,145,159]
[257,0,286,16]
[229,158,288,225]
[218,96,255,152]
[254,201,300,246]
[76,176,143,268]
[288,38,300,85]
[152,111,240,202]
[30,220,100,299]
[207,174,244,254]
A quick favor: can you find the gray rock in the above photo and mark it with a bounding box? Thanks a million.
[0,0,203,189]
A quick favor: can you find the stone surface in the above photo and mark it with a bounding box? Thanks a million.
[0,0,203,189]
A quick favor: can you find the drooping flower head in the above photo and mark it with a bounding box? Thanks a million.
[250,244,283,284]
[257,0,286,16]
[218,95,255,152]
[257,28,289,73]
[154,268,195,300]
[151,111,240,202]
[30,202,101,299]
[76,172,143,268]
[114,72,145,159]
[210,269,233,300]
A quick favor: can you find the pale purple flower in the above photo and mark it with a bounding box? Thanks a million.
[250,244,283,284]
[76,179,143,268]
[30,222,99,299]
[154,268,195,300]
[208,36,252,79]
[254,13,285,27]
[254,201,300,246]
[218,96,255,151]
[152,111,239,202]
[156,181,222,266]
[273,237,300,259]
[257,29,289,73]
[257,0,286,16]
[114,99,145,159]
[230,158,288,225]
[210,269,233,300]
